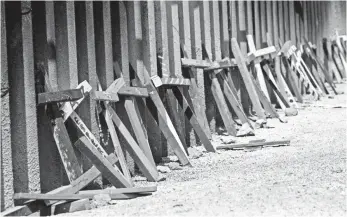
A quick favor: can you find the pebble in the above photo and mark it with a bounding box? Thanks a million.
[167,162,183,170]
[220,136,236,144]
[188,147,203,159]
[157,165,171,173]
[90,194,111,209]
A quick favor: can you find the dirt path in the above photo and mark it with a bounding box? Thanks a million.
[59,83,347,217]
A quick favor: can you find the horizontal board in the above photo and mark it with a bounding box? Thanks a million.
[217,140,291,150]
[117,86,149,97]
[14,193,144,201]
[92,91,119,102]
[161,77,190,86]
[38,89,84,105]
[78,186,157,195]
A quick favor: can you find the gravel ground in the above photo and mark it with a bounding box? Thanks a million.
[59,83,347,217]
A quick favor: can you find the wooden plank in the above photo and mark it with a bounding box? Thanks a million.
[75,137,132,188]
[280,55,304,102]
[182,1,211,140]
[216,140,291,150]
[247,35,270,101]
[60,81,93,121]
[2,154,118,216]
[98,78,133,184]
[108,108,160,181]
[45,153,119,206]
[231,38,266,120]
[303,37,337,94]
[52,199,91,215]
[91,91,119,102]
[37,89,84,105]
[216,72,251,126]
[161,77,190,86]
[79,186,157,195]
[36,64,83,183]
[14,193,143,201]
[124,97,156,168]
[181,58,212,68]
[117,86,149,97]
[170,87,216,152]
[250,74,282,121]
[262,63,291,109]
[143,79,191,165]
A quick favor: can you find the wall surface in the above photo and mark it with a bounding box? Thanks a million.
[1,0,346,212]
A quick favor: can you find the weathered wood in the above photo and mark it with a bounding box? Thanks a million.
[181,1,211,140]
[52,199,91,215]
[116,86,149,97]
[79,186,157,195]
[14,193,143,201]
[45,153,118,206]
[247,35,270,101]
[216,71,250,125]
[303,37,337,94]
[216,140,291,150]
[143,79,191,166]
[60,81,93,121]
[124,97,156,168]
[170,87,216,152]
[75,137,132,188]
[161,77,190,86]
[108,108,160,181]
[181,58,212,68]
[38,89,84,105]
[262,63,291,109]
[38,65,83,183]
[250,74,281,120]
[231,38,266,120]
[2,154,118,215]
[98,79,133,184]
[92,91,119,102]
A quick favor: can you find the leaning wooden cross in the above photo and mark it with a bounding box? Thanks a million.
[181,46,255,136]
[246,35,298,117]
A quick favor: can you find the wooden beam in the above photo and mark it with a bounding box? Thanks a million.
[1,154,118,216]
[161,77,190,86]
[116,86,149,97]
[75,137,132,188]
[52,199,90,215]
[91,91,119,102]
[216,140,291,150]
[231,38,266,120]
[78,186,157,195]
[37,89,84,105]
[182,1,211,140]
[108,108,160,181]
[45,153,118,206]
[14,193,144,201]
[247,35,270,101]
[170,87,216,152]
[143,79,191,165]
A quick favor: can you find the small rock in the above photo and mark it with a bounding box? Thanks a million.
[328,95,334,99]
[167,162,183,170]
[157,173,167,182]
[133,176,147,182]
[90,194,111,209]
[220,136,236,144]
[157,165,171,173]
[108,200,117,205]
[187,147,203,159]
[161,155,179,163]
[285,107,298,116]
[237,123,255,137]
